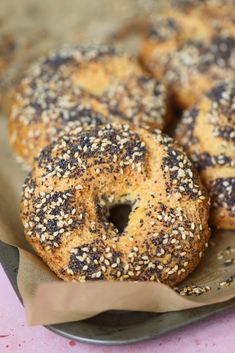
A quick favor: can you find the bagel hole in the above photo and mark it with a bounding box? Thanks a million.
[108,203,132,233]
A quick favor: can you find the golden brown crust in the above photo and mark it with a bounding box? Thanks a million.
[21,123,211,286]
[175,81,235,229]
[8,45,168,167]
[139,3,235,109]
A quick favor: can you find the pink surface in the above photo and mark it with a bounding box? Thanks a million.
[0,265,235,353]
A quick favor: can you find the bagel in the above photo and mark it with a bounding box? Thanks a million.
[140,0,235,110]
[8,45,168,167]
[21,123,210,286]
[175,81,235,229]
[142,8,216,48]
[140,32,235,109]
[169,0,235,40]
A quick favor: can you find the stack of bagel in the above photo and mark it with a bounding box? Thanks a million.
[6,0,235,286]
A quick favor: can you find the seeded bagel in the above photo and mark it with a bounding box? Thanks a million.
[139,0,235,109]
[175,81,235,229]
[8,45,168,167]
[21,124,210,286]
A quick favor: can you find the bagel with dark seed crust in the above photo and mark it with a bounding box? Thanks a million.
[140,33,235,109]
[175,81,235,229]
[21,123,210,286]
[8,45,168,167]
[139,0,235,109]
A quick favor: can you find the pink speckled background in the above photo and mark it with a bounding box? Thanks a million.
[1,265,235,353]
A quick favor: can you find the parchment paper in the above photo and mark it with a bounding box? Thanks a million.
[0,0,235,326]
[0,117,235,325]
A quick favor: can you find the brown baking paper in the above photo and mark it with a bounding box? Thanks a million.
[0,119,235,326]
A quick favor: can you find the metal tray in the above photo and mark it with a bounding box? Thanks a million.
[1,240,235,345]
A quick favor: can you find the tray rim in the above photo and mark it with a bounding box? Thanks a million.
[45,301,235,346]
